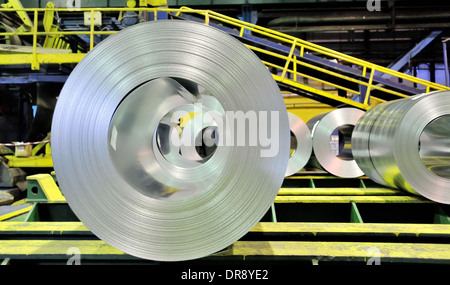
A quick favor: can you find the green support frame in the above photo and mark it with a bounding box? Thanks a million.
[2,174,450,264]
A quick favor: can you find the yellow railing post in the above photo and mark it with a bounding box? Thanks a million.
[293,55,297,82]
[90,8,95,51]
[31,9,38,70]
[281,39,297,79]
[364,66,375,106]
[204,11,209,25]
[239,26,245,37]
[43,2,55,32]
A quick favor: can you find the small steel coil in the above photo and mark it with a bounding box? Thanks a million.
[285,112,312,176]
[307,108,365,178]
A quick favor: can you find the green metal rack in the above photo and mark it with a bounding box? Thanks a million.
[1,173,450,265]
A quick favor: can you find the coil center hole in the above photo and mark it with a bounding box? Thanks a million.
[108,77,225,200]
[289,131,298,158]
[329,124,354,161]
[155,109,219,164]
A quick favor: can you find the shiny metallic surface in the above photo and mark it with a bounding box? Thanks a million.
[363,98,420,194]
[285,112,312,176]
[351,101,397,186]
[179,95,222,162]
[109,78,218,199]
[352,91,450,204]
[419,115,450,179]
[307,108,365,178]
[51,20,290,261]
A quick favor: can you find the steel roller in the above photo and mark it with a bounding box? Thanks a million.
[352,91,450,204]
[51,20,290,261]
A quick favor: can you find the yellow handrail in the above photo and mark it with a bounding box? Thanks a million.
[198,9,449,89]
[175,8,450,108]
[0,6,448,109]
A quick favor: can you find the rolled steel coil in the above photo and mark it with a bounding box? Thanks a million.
[352,91,450,204]
[285,112,312,176]
[307,108,365,178]
[51,20,290,261]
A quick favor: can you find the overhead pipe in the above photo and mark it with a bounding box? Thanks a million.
[267,10,450,28]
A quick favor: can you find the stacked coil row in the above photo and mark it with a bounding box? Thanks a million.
[287,92,450,205]
[352,91,450,205]
[286,108,365,178]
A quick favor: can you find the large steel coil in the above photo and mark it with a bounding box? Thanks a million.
[51,20,290,261]
[352,91,450,204]
[307,108,365,178]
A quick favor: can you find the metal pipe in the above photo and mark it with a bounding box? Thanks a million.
[267,10,450,27]
[443,39,450,87]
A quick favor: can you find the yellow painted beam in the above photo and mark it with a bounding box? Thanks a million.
[4,155,53,168]
[140,0,167,6]
[43,1,55,32]
[4,221,450,237]
[146,0,167,6]
[220,241,450,261]
[277,188,402,196]
[0,44,71,54]
[27,174,66,203]
[2,238,449,262]
[251,222,450,236]
[2,237,449,262]
[0,53,85,65]
[0,205,33,221]
[3,222,450,262]
[0,222,89,232]
[0,240,125,256]
[285,175,369,180]
[274,195,429,203]
[1,0,33,29]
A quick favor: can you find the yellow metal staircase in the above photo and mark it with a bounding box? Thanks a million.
[0,6,449,109]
